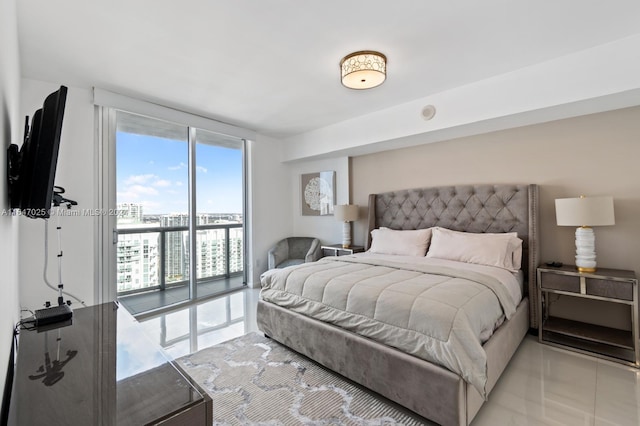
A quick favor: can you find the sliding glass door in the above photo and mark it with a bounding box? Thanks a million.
[112,111,245,314]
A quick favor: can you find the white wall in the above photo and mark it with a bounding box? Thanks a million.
[289,156,351,245]
[0,0,21,405]
[247,134,293,286]
[247,139,351,285]
[18,80,96,311]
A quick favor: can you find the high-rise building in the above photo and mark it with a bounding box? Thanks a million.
[116,203,161,292]
[229,227,243,273]
[117,233,159,292]
[189,224,243,279]
[161,214,190,284]
[117,203,144,224]
[116,207,243,294]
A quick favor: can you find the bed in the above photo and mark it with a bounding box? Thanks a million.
[257,184,539,425]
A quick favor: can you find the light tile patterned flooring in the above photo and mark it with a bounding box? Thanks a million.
[135,288,640,425]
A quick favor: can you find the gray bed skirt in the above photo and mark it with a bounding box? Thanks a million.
[257,297,529,426]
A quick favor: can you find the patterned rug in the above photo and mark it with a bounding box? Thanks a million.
[177,332,432,425]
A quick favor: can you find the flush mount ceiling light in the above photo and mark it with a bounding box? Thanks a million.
[340,50,387,90]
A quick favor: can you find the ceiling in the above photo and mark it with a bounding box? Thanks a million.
[17,0,640,139]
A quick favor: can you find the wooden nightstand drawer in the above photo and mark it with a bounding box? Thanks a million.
[586,278,634,301]
[539,271,580,293]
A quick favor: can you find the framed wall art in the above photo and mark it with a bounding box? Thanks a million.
[301,171,335,216]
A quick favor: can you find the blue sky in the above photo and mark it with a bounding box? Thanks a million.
[116,132,243,215]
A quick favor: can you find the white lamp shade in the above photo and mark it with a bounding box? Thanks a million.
[334,204,358,222]
[555,196,615,227]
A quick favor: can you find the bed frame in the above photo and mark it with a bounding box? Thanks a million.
[257,184,539,425]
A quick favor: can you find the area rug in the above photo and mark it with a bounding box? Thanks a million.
[177,332,432,425]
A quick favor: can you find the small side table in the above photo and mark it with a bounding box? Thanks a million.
[537,264,639,367]
[321,244,365,257]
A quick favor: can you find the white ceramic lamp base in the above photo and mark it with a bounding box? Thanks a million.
[342,222,352,248]
[575,226,597,273]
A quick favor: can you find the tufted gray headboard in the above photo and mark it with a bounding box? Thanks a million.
[366,184,539,328]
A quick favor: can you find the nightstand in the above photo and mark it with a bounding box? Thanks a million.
[537,265,639,367]
[321,244,365,257]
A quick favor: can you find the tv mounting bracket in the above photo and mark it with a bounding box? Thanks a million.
[52,186,77,208]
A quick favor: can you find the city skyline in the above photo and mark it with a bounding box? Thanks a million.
[116,202,243,230]
[116,208,244,294]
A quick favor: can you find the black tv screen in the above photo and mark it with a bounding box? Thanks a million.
[7,85,67,219]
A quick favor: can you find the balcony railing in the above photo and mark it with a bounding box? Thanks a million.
[116,223,243,296]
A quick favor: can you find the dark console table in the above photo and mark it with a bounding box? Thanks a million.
[8,302,212,425]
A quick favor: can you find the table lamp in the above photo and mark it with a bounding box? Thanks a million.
[334,204,358,248]
[555,195,615,273]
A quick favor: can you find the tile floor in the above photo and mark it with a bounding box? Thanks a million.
[134,288,640,425]
[135,287,261,360]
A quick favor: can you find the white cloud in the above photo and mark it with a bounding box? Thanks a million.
[117,189,137,200]
[168,162,187,171]
[153,179,172,187]
[130,185,159,195]
[117,185,159,201]
[125,174,158,185]
[196,166,208,173]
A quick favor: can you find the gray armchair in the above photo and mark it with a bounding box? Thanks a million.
[268,237,322,269]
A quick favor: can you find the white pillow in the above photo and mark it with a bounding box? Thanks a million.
[509,238,523,270]
[426,227,523,271]
[369,227,432,257]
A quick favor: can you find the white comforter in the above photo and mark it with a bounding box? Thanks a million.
[260,254,522,397]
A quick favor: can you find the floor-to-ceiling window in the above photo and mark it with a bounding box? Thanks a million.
[109,110,246,315]
[194,128,244,281]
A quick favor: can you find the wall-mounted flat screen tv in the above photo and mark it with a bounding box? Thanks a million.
[7,85,67,219]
